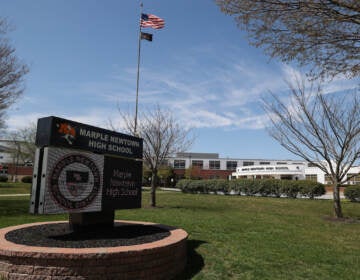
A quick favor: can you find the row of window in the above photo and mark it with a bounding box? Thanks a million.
[173,160,238,170]
[306,174,360,184]
[173,160,306,171]
[243,161,292,166]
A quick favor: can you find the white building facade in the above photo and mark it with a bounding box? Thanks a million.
[232,162,360,185]
[168,153,360,184]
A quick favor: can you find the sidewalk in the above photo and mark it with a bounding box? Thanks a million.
[317,192,345,200]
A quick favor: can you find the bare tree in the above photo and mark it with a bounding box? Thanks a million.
[11,123,37,163]
[216,0,360,78]
[0,18,28,130]
[114,106,193,207]
[263,79,360,218]
[7,123,37,181]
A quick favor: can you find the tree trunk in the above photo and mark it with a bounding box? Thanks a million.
[150,172,157,207]
[333,183,343,218]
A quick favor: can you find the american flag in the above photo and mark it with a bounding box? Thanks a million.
[141,13,165,29]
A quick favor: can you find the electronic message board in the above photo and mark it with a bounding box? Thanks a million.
[30,116,143,215]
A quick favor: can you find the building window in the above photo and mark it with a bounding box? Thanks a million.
[306,174,318,182]
[0,166,8,175]
[243,161,254,166]
[209,160,220,170]
[308,163,317,167]
[260,162,270,165]
[347,173,360,184]
[226,161,237,170]
[173,160,185,169]
[192,160,203,169]
[276,162,287,165]
[324,174,333,185]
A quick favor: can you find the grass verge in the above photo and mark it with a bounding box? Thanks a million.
[0,182,31,195]
[0,191,359,279]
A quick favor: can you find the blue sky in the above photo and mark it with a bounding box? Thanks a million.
[2,0,358,159]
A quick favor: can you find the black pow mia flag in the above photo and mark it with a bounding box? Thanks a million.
[141,32,153,42]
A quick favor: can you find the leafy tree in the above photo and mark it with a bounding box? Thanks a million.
[216,0,360,78]
[0,18,28,129]
[184,165,202,180]
[263,79,360,218]
[142,166,152,186]
[115,106,193,207]
[157,166,176,188]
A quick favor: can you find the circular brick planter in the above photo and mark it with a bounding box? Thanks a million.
[0,220,188,280]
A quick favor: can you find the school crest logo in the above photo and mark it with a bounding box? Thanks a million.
[49,154,101,210]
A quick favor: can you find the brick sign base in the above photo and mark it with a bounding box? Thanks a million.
[0,221,188,280]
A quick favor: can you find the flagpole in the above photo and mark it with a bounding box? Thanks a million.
[134,2,143,136]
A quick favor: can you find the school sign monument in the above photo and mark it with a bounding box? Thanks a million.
[30,116,143,229]
[0,116,188,280]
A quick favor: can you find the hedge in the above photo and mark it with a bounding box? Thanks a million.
[0,176,8,182]
[177,179,326,199]
[344,185,360,202]
[21,176,33,184]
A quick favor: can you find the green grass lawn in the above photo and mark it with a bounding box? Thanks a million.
[0,182,31,195]
[0,190,359,279]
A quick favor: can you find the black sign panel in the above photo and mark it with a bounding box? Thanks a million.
[35,116,143,159]
[102,156,142,210]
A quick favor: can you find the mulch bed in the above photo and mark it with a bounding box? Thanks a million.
[5,222,171,248]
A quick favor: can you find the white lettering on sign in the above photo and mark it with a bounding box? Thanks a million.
[113,170,132,179]
[107,144,133,154]
[79,128,109,142]
[109,136,140,147]
[88,140,107,150]
[106,187,138,197]
[79,128,139,155]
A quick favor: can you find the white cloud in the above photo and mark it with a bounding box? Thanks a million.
[6,44,358,136]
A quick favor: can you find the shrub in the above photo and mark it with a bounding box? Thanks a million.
[21,176,33,184]
[298,180,325,199]
[257,180,273,197]
[0,176,8,182]
[176,179,193,193]
[228,179,243,194]
[238,179,258,196]
[255,179,282,197]
[191,180,209,194]
[280,181,300,198]
[344,185,360,202]
[178,178,326,200]
[212,179,229,194]
[177,179,209,194]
